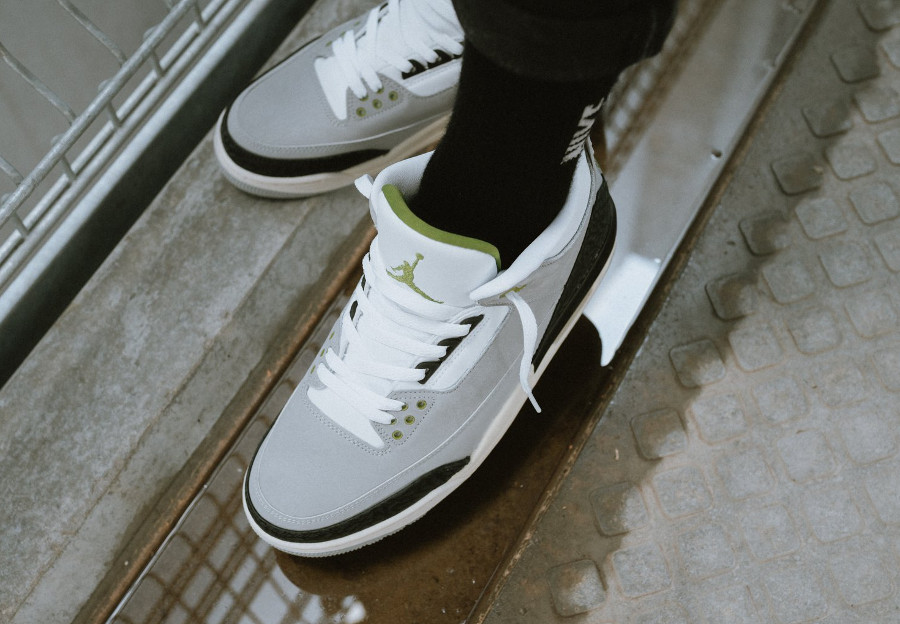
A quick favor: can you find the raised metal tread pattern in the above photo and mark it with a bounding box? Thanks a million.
[481,1,900,622]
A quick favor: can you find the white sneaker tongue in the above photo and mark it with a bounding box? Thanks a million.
[374,185,500,308]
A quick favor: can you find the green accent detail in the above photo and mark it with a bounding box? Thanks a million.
[319,348,326,357]
[328,331,334,340]
[373,99,382,109]
[500,284,527,299]
[400,403,408,411]
[360,94,368,101]
[387,252,444,303]
[390,418,397,425]
[356,107,366,117]
[389,91,399,101]
[310,365,315,374]
[376,87,384,94]
[392,431,403,440]
[405,415,416,425]
[416,400,427,410]
[382,185,502,270]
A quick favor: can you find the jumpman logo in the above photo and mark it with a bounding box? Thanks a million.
[387,253,444,303]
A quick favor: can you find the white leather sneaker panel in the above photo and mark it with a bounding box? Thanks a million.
[370,215,497,308]
[398,59,462,96]
[424,304,508,391]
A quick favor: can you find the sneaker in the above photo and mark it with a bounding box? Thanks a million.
[215,0,463,198]
[243,144,617,556]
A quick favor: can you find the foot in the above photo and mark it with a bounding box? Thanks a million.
[243,144,616,556]
[215,0,463,198]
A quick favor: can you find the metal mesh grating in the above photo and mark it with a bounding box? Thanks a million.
[0,0,253,295]
[106,299,357,624]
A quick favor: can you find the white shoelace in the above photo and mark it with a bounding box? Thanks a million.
[504,290,540,412]
[311,249,543,434]
[330,0,463,99]
[314,251,471,425]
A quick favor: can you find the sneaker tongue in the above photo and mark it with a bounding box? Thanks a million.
[373,185,501,308]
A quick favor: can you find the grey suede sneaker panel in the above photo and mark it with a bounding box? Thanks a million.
[248,310,510,522]
[225,26,458,160]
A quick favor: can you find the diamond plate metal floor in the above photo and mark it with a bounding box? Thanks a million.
[474,1,900,622]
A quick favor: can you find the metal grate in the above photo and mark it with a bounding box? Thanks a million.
[0,0,252,295]
[106,299,364,624]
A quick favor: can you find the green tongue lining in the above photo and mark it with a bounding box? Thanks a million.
[382,184,502,271]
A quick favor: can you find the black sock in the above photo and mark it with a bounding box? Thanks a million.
[408,42,615,266]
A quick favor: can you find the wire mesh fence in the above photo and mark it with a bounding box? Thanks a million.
[0,0,252,295]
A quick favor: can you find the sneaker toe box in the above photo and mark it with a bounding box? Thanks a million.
[222,47,333,160]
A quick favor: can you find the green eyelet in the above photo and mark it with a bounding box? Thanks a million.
[372,99,382,109]
[388,91,399,101]
[376,87,384,94]
[360,94,368,101]
[356,107,366,117]
[405,415,415,425]
[392,430,403,440]
[400,403,408,411]
[390,418,397,425]
[416,400,427,410]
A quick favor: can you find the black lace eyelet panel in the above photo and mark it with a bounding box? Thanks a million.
[416,315,483,384]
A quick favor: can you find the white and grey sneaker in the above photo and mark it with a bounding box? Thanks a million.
[243,144,617,556]
[215,0,463,198]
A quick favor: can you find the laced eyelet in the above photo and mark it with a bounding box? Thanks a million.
[390,417,397,425]
[400,403,408,411]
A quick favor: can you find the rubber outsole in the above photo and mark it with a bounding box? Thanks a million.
[213,114,451,199]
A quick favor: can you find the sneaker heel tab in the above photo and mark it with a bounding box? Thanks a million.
[355,174,375,198]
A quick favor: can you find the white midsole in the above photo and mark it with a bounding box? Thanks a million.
[243,239,617,556]
[213,114,450,199]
